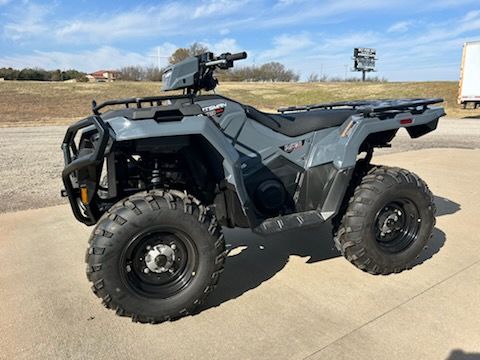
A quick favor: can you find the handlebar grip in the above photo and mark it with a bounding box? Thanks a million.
[226,52,247,61]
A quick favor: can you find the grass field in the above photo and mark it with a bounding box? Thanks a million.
[0,80,478,126]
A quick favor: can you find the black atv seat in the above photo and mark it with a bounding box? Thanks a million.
[244,106,358,137]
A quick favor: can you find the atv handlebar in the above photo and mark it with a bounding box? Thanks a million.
[226,52,247,61]
[204,52,247,68]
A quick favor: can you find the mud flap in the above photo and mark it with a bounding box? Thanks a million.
[406,118,439,139]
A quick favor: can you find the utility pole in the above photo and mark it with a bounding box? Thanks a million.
[156,47,161,69]
[149,47,169,69]
[344,64,348,81]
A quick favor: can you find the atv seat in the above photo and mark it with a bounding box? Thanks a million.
[244,106,357,137]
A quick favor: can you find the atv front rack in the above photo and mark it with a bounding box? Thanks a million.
[278,98,444,115]
[61,115,110,225]
[91,94,194,115]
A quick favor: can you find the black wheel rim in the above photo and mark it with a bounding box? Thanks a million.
[374,198,421,254]
[120,227,198,299]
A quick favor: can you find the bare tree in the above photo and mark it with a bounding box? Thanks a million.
[118,66,145,81]
[144,66,163,81]
[307,73,319,82]
[118,65,164,81]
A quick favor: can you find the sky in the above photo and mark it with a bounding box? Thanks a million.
[0,0,479,81]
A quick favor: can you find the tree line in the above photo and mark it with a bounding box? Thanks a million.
[118,43,299,82]
[0,43,384,83]
[0,67,87,81]
[116,66,163,81]
[217,63,299,82]
[0,42,299,82]
[306,72,387,83]
[116,61,299,82]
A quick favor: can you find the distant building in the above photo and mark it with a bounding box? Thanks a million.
[0,77,4,82]
[87,70,118,82]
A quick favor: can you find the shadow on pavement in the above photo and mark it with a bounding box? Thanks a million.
[200,195,459,313]
[434,196,461,216]
[410,228,445,267]
[447,349,480,360]
[203,221,339,310]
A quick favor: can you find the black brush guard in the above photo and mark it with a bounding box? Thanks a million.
[61,115,110,225]
[61,94,197,225]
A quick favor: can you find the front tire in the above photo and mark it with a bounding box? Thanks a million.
[86,190,225,323]
[333,166,436,275]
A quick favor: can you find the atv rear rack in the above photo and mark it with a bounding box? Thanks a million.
[91,94,194,115]
[278,98,444,115]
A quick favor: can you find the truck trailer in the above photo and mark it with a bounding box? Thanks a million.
[458,41,480,109]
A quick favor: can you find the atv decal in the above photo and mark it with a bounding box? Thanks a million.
[282,140,304,153]
[202,103,227,117]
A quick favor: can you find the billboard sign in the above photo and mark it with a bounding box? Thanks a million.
[354,48,376,71]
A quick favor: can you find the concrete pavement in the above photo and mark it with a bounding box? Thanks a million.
[0,148,479,359]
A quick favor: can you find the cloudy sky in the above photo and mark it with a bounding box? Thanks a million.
[0,0,479,81]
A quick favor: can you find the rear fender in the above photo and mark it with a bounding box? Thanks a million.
[331,107,445,169]
[304,107,444,220]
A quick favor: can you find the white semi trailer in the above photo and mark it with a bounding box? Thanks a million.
[458,41,480,109]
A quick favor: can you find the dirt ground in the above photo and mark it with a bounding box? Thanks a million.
[0,117,478,214]
[0,126,64,212]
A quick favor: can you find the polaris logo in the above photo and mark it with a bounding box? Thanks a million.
[202,103,227,117]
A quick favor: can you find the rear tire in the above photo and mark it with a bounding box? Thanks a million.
[333,166,436,275]
[86,190,225,323]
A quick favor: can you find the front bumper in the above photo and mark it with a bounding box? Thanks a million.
[61,115,110,225]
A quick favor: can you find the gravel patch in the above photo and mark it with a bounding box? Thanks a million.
[0,126,66,213]
[0,118,478,213]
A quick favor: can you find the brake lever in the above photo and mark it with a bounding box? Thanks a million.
[205,59,227,67]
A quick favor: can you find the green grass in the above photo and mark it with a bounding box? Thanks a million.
[0,80,478,126]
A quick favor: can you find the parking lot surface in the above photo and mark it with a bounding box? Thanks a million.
[1,148,479,359]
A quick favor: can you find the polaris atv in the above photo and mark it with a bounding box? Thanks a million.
[62,51,445,323]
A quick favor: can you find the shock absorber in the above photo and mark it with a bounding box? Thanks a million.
[151,159,161,188]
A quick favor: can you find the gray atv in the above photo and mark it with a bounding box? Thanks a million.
[62,51,445,323]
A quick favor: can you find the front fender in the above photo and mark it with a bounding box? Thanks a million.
[106,115,250,207]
